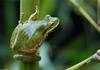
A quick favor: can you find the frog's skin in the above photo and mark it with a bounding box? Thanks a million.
[10,8,59,62]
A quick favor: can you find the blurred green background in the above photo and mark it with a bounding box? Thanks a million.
[0,0,99,70]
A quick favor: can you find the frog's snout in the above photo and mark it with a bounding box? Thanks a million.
[49,17,59,28]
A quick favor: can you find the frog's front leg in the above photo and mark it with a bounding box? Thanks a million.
[28,6,39,21]
[19,12,24,24]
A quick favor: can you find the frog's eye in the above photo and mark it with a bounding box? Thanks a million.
[44,15,51,21]
[50,18,59,28]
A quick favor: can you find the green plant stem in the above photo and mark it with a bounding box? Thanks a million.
[69,0,100,32]
[66,50,100,70]
[19,0,40,70]
[19,61,39,70]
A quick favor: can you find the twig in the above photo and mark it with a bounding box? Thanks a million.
[69,0,100,32]
[66,50,100,70]
[19,61,39,70]
[18,0,40,70]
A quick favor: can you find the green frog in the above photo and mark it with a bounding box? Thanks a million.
[10,7,59,62]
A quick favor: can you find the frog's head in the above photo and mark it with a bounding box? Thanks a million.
[39,15,59,39]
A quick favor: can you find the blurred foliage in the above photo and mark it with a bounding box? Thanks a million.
[0,0,99,70]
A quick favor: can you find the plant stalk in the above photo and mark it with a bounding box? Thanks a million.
[66,50,100,70]
[69,0,100,32]
[19,0,40,70]
[19,61,39,70]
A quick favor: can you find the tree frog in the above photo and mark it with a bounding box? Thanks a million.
[10,7,59,62]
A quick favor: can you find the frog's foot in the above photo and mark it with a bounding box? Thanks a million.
[19,12,24,24]
[13,50,41,62]
[28,6,39,21]
[13,46,40,62]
